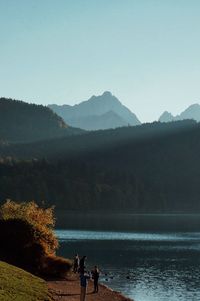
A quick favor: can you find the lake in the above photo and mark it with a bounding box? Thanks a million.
[55,214,200,300]
[55,212,200,232]
[56,229,200,301]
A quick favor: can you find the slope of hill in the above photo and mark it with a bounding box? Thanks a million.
[0,98,83,143]
[57,110,136,131]
[159,103,200,122]
[0,120,199,213]
[49,91,141,130]
[180,104,200,121]
[0,261,52,301]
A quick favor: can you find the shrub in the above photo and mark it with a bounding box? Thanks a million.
[42,255,72,278]
[0,200,58,255]
[0,200,71,278]
[0,218,45,273]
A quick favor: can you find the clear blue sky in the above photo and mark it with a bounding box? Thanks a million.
[0,0,200,122]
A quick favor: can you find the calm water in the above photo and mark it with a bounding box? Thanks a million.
[56,230,200,301]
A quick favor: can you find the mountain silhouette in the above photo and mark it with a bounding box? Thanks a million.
[159,103,200,122]
[49,91,140,130]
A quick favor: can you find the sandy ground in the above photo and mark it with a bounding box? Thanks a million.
[47,274,134,301]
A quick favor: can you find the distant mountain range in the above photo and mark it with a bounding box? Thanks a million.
[3,93,200,215]
[0,98,82,143]
[49,91,141,130]
[159,104,200,123]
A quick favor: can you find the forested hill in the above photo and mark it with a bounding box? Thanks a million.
[0,119,196,160]
[0,120,200,213]
[0,98,83,143]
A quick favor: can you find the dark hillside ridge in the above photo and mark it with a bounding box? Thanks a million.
[49,91,141,130]
[0,119,195,160]
[0,120,200,213]
[0,98,83,143]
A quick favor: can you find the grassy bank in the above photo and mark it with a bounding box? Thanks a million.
[0,261,52,301]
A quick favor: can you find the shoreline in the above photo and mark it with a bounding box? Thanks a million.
[99,283,133,301]
[47,275,133,301]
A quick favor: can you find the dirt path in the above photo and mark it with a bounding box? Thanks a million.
[47,275,133,301]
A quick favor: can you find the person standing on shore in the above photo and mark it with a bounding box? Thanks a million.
[73,254,80,273]
[79,255,87,274]
[80,270,90,301]
[91,266,100,293]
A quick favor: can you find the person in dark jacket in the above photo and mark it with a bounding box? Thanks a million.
[79,255,87,274]
[80,270,90,301]
[73,254,80,273]
[91,266,100,293]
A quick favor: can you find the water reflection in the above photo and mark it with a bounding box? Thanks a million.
[56,212,200,232]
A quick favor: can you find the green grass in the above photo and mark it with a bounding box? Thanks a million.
[0,261,52,301]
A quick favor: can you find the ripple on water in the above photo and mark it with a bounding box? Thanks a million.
[56,230,200,301]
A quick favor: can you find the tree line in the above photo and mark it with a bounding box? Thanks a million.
[0,120,200,213]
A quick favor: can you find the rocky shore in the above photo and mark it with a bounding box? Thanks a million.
[48,274,133,301]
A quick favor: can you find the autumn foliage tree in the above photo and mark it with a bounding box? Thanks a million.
[0,200,58,254]
[0,200,72,277]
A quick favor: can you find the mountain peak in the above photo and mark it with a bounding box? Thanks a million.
[184,103,200,111]
[89,91,117,104]
[49,92,141,130]
[159,111,174,122]
[102,91,112,97]
[159,102,200,123]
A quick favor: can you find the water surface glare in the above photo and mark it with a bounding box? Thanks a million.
[56,230,200,301]
[56,230,200,242]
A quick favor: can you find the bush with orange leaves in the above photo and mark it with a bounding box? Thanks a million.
[0,200,72,277]
[0,200,58,255]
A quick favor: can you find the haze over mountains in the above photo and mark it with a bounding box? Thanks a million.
[0,119,199,214]
[1,94,200,145]
[159,104,200,123]
[49,92,200,128]
[49,91,141,130]
[1,94,200,214]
